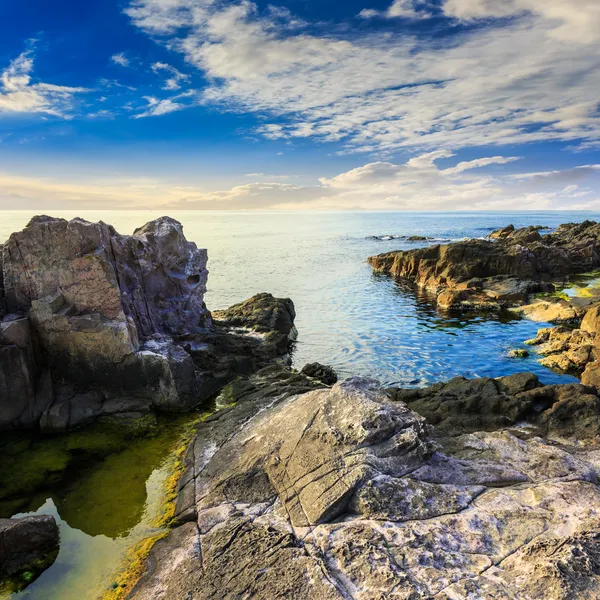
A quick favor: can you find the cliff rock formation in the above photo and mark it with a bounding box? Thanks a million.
[0,216,295,431]
[130,369,600,600]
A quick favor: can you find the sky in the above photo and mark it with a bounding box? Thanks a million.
[0,0,599,210]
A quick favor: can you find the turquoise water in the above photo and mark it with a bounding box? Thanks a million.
[0,210,589,386]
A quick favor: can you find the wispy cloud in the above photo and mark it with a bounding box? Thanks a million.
[124,0,600,154]
[2,152,597,211]
[111,52,131,67]
[360,0,432,20]
[151,62,190,90]
[134,95,185,118]
[0,49,88,117]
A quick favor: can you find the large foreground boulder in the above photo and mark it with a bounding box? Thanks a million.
[369,221,600,312]
[0,216,295,431]
[130,373,600,600]
[0,515,59,592]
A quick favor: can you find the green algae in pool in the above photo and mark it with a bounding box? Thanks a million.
[0,413,202,600]
[558,272,600,302]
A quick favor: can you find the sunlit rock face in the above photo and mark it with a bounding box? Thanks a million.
[0,216,294,431]
[368,221,600,312]
[131,373,600,600]
[3,215,211,342]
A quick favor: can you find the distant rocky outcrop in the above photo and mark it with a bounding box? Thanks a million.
[369,221,600,312]
[368,234,449,243]
[0,216,295,431]
[130,370,600,600]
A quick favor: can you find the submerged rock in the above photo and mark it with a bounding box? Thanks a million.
[131,371,600,600]
[0,216,295,431]
[0,515,59,592]
[368,220,600,313]
[507,348,529,358]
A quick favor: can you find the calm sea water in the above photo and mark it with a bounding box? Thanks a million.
[0,210,591,386]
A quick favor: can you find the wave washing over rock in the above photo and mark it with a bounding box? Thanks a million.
[5,217,600,599]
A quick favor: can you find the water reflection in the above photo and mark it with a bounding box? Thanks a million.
[2,415,196,600]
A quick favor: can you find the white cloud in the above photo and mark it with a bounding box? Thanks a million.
[124,0,600,154]
[134,95,185,118]
[151,62,190,90]
[0,50,88,117]
[443,156,520,175]
[1,152,599,210]
[442,0,600,43]
[360,0,432,19]
[111,52,131,67]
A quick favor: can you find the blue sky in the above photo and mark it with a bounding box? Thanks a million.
[0,0,599,210]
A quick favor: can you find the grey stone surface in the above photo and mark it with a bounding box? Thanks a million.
[0,515,59,579]
[131,372,600,600]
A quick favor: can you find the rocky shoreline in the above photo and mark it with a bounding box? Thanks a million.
[4,217,600,599]
[368,221,600,314]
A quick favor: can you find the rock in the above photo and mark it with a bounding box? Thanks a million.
[0,216,296,431]
[0,515,59,592]
[300,362,338,385]
[389,372,600,439]
[388,373,542,435]
[369,234,438,242]
[581,304,600,333]
[132,374,600,600]
[508,348,529,358]
[512,297,583,323]
[213,292,296,340]
[487,224,515,239]
[369,221,600,313]
[4,215,211,337]
[524,303,600,378]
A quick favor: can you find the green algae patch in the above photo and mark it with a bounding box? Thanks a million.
[534,290,571,302]
[98,412,208,600]
[551,272,600,302]
[1,410,209,600]
[0,418,157,519]
[101,532,168,600]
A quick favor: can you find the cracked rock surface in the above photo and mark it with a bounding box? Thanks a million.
[130,369,600,599]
